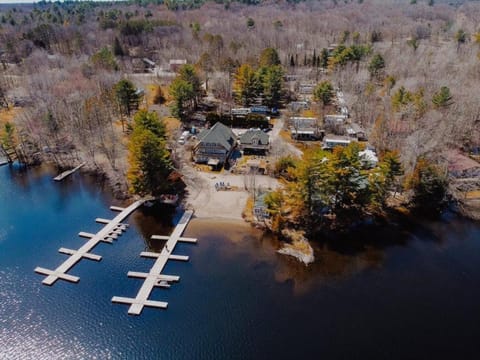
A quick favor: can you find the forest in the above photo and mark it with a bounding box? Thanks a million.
[0,0,479,223]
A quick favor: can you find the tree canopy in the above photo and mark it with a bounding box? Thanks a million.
[169,64,201,121]
[405,157,447,214]
[260,65,284,108]
[368,53,385,79]
[91,47,119,71]
[132,109,166,139]
[313,80,334,106]
[115,79,140,117]
[432,86,453,108]
[259,47,281,67]
[233,64,260,107]
[265,143,405,233]
[127,110,172,197]
[170,78,194,121]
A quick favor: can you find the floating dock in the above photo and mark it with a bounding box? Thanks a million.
[35,200,144,286]
[53,162,86,181]
[112,210,196,315]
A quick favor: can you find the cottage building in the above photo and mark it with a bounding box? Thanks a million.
[169,59,187,72]
[346,123,367,141]
[290,117,322,140]
[324,114,348,135]
[324,114,348,126]
[289,101,310,112]
[298,83,315,95]
[322,135,351,150]
[193,122,236,167]
[239,129,270,154]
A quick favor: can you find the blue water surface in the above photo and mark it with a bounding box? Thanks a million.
[1,164,480,360]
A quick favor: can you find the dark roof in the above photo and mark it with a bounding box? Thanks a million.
[291,117,318,129]
[196,122,236,150]
[239,129,269,145]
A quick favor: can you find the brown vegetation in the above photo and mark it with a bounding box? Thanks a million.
[0,0,479,201]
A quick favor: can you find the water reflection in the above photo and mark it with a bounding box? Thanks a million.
[171,219,386,295]
[2,164,480,359]
[1,163,116,209]
[130,204,177,252]
[159,214,476,296]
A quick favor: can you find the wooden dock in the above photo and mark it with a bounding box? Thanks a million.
[0,148,9,166]
[53,162,86,181]
[112,210,196,315]
[35,200,144,286]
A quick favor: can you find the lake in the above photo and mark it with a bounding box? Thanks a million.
[1,163,480,359]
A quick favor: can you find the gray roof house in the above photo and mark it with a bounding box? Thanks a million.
[239,129,269,153]
[290,117,322,140]
[193,122,236,166]
[346,123,367,141]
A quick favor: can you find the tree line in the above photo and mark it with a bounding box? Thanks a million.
[265,143,448,235]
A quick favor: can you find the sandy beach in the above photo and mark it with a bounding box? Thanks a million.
[182,167,280,220]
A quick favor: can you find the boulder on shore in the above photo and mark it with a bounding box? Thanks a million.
[277,229,314,265]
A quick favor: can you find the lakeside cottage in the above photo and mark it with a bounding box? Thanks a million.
[239,129,270,154]
[193,122,236,167]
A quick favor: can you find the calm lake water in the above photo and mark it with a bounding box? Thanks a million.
[1,164,480,359]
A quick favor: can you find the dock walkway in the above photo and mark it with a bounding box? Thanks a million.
[53,162,86,181]
[112,210,196,315]
[35,200,144,285]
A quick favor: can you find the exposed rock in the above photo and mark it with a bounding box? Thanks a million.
[277,229,315,265]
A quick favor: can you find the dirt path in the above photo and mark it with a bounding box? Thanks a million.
[271,115,303,158]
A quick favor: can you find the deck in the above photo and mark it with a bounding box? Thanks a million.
[53,162,86,181]
[35,200,144,285]
[112,210,196,315]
